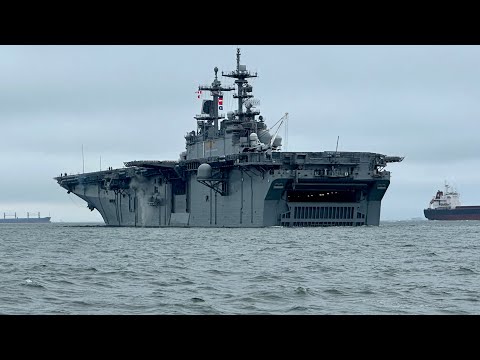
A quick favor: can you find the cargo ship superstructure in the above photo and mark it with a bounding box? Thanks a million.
[424,183,480,220]
[55,48,403,227]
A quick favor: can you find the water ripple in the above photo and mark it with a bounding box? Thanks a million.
[0,221,479,314]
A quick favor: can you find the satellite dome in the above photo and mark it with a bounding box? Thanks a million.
[272,135,282,147]
[197,163,212,179]
[257,129,272,145]
[249,133,258,143]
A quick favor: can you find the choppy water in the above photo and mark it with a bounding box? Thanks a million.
[0,221,479,314]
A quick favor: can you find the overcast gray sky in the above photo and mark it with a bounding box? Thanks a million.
[1,45,479,222]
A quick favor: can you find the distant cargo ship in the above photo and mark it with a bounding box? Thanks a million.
[424,184,480,221]
[0,212,51,224]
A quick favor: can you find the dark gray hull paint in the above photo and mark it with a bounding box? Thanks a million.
[55,151,393,227]
[0,217,51,224]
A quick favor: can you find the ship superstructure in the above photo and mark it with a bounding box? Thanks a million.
[427,183,461,210]
[55,48,403,227]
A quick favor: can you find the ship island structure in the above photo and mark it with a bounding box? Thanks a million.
[55,49,403,227]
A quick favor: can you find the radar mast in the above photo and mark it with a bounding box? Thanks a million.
[222,48,258,123]
[195,67,234,138]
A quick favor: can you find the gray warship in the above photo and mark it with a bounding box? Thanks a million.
[55,48,403,227]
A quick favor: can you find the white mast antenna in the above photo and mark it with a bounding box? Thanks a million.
[269,113,288,148]
[284,114,288,151]
[82,144,85,174]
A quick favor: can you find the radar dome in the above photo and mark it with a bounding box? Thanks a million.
[257,129,272,145]
[227,111,234,120]
[249,133,258,144]
[272,135,282,147]
[197,163,212,179]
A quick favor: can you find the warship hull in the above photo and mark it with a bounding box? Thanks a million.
[56,152,395,227]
